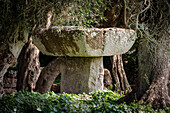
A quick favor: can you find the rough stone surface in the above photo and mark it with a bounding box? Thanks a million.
[60,57,104,94]
[32,26,136,94]
[51,69,112,93]
[33,26,136,57]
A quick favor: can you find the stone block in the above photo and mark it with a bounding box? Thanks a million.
[33,26,136,57]
[60,57,104,94]
[32,26,136,94]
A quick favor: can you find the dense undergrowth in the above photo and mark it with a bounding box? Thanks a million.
[0,89,169,113]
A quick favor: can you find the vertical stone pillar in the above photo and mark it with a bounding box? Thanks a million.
[61,57,104,94]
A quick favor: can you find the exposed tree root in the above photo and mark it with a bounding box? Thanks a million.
[140,76,170,109]
[111,55,132,93]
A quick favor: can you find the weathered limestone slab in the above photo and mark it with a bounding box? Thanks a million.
[33,26,136,57]
[60,57,104,94]
[32,26,136,94]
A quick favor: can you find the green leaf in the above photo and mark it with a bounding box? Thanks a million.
[15,98,24,104]
[37,107,42,111]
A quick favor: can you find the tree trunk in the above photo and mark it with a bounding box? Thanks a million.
[137,40,153,98]
[118,33,170,108]
[168,74,170,97]
[17,38,40,92]
[110,55,121,92]
[102,1,132,93]
[104,68,113,89]
[111,55,132,93]
[0,42,22,97]
[139,36,170,108]
[0,46,16,97]
[35,57,64,94]
[168,46,170,97]
[0,28,27,97]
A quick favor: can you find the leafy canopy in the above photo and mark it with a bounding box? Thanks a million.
[0,0,108,43]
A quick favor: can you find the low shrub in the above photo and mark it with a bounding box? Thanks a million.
[0,89,169,113]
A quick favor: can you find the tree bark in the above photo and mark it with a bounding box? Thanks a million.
[0,44,18,97]
[118,33,170,108]
[137,40,153,98]
[111,55,132,93]
[17,38,40,92]
[139,35,170,108]
[118,55,132,92]
[0,27,27,97]
[102,1,132,94]
[168,75,170,97]
[110,55,121,92]
[104,68,113,89]
[35,57,64,94]
[0,52,15,97]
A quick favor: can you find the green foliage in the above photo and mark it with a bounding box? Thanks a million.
[53,74,61,84]
[53,0,108,27]
[0,0,109,44]
[0,90,168,113]
[123,39,139,85]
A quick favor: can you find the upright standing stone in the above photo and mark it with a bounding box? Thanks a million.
[60,57,104,93]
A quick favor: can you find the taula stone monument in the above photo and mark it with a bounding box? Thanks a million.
[33,26,136,94]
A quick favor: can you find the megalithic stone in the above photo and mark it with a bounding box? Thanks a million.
[33,26,136,94]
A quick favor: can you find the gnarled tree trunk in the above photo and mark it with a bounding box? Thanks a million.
[102,1,132,94]
[139,35,170,108]
[0,45,16,97]
[111,55,132,93]
[17,38,40,92]
[118,33,170,108]
[0,38,25,97]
